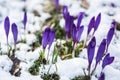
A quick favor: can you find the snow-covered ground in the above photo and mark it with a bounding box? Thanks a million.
[0,0,120,80]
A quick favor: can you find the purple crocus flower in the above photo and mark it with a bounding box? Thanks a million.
[54,0,59,9]
[98,72,105,80]
[95,39,107,69]
[107,21,116,46]
[4,16,10,45]
[71,12,84,43]
[62,6,74,40]
[87,13,101,35]
[71,23,84,43]
[102,53,114,69]
[87,36,96,72]
[94,13,101,31]
[42,27,50,49]
[23,12,27,30]
[42,27,55,49]
[11,23,18,46]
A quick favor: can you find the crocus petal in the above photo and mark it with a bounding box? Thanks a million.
[87,17,95,35]
[54,0,59,9]
[76,25,84,43]
[62,6,69,19]
[87,36,96,71]
[96,39,107,67]
[42,27,50,49]
[98,72,105,80]
[102,53,114,69]
[23,12,27,30]
[71,23,77,42]
[107,21,116,46]
[77,12,84,28]
[12,23,18,45]
[48,30,55,48]
[94,13,101,31]
[65,15,74,40]
[4,16,10,41]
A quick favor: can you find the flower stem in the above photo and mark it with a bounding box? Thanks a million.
[72,42,76,58]
[47,48,50,63]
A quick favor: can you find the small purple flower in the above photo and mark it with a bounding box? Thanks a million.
[42,27,50,49]
[87,13,101,35]
[42,27,55,49]
[23,12,27,30]
[94,13,101,31]
[102,53,114,69]
[87,36,96,72]
[95,39,107,69]
[107,21,116,46]
[11,23,18,46]
[4,16,10,45]
[71,24,84,43]
[98,72,105,80]
[62,6,74,40]
[54,0,59,9]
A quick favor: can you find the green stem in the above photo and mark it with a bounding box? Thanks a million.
[72,42,76,58]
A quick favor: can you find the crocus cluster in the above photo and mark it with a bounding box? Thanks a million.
[87,21,115,79]
[4,16,18,49]
[63,6,85,57]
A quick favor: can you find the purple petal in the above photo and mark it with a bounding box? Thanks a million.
[62,6,74,40]
[62,6,69,19]
[87,36,96,71]
[87,17,95,35]
[48,30,55,48]
[42,27,50,49]
[4,16,10,43]
[98,72,105,80]
[95,39,107,67]
[12,23,18,45]
[65,15,74,40]
[76,25,84,43]
[77,12,84,28]
[107,21,116,46]
[94,13,101,31]
[23,12,27,30]
[54,0,59,9]
[102,53,114,69]
[71,23,77,42]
